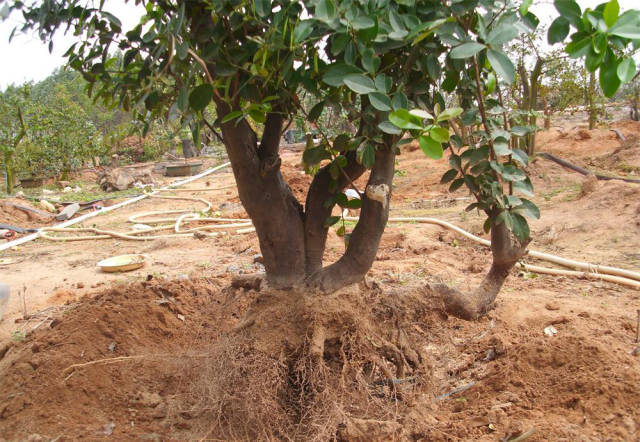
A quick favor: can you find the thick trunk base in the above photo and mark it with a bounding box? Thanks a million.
[187,285,434,440]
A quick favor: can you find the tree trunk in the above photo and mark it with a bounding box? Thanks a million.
[214,96,397,294]
[182,139,195,158]
[429,215,530,320]
[527,58,543,155]
[631,89,639,121]
[307,146,396,292]
[217,103,307,289]
[303,151,366,275]
[4,157,14,195]
[588,71,597,130]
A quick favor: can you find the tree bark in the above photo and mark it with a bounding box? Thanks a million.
[217,103,307,289]
[430,216,529,320]
[303,151,366,274]
[306,146,395,292]
[588,71,597,130]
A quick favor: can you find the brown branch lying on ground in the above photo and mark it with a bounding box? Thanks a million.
[537,152,640,184]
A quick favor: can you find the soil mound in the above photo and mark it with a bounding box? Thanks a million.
[1,276,639,440]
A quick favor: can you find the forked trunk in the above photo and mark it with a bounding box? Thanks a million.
[216,100,395,294]
[218,106,307,289]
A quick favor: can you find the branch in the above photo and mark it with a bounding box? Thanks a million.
[187,48,214,84]
[202,115,224,143]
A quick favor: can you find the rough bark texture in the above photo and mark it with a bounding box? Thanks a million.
[217,103,306,289]
[306,147,396,293]
[430,218,530,320]
[303,151,366,275]
[215,98,396,294]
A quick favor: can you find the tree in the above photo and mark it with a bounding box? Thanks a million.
[6,0,639,316]
[0,86,27,194]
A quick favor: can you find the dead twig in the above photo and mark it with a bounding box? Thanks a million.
[62,353,209,375]
[506,427,536,442]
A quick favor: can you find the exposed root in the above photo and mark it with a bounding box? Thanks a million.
[231,274,264,291]
[182,287,435,440]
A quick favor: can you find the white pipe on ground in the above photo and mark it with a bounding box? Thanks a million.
[0,161,231,252]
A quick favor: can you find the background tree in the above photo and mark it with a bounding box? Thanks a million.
[0,86,27,194]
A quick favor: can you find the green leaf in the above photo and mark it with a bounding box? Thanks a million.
[324,215,341,228]
[391,92,408,110]
[345,198,362,209]
[343,74,377,94]
[389,109,423,130]
[461,109,479,125]
[409,109,433,120]
[449,42,485,59]
[600,56,621,97]
[495,210,513,230]
[378,121,402,135]
[316,0,336,22]
[419,135,443,159]
[361,48,381,73]
[308,101,325,122]
[254,0,270,18]
[357,143,376,168]
[516,198,540,219]
[430,127,450,143]
[617,58,636,83]
[177,87,189,112]
[449,178,465,192]
[303,147,331,165]
[221,110,243,124]
[333,135,351,151]
[351,16,375,30]
[293,20,314,43]
[500,164,527,182]
[513,178,534,197]
[565,37,592,58]
[440,169,459,184]
[511,213,530,241]
[374,74,392,93]
[487,23,519,46]
[548,16,570,44]
[520,0,533,16]
[486,72,496,94]
[512,148,529,166]
[493,138,511,156]
[554,0,581,26]
[369,92,391,111]
[487,49,515,84]
[608,10,640,39]
[511,125,532,136]
[436,107,463,122]
[188,84,213,111]
[322,63,362,87]
[603,0,620,28]
[248,108,266,124]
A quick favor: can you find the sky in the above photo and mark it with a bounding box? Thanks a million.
[0,0,637,90]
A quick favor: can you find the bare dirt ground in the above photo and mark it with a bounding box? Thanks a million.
[0,119,639,440]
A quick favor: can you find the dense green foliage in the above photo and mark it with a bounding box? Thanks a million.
[0,69,189,192]
[5,0,640,240]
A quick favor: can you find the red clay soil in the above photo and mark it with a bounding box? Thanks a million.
[0,272,639,440]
